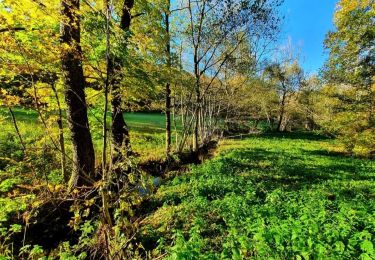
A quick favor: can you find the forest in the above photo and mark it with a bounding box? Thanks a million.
[0,0,374,259]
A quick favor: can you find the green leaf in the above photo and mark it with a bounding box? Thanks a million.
[360,240,374,255]
[334,241,345,253]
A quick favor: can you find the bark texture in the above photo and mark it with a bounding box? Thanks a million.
[111,0,134,161]
[165,3,172,155]
[61,0,95,188]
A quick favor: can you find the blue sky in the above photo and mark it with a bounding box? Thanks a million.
[171,0,338,74]
[280,0,338,73]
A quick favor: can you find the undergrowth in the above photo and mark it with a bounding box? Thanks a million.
[140,133,375,259]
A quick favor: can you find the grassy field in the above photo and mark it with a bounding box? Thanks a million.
[0,107,172,162]
[140,133,375,259]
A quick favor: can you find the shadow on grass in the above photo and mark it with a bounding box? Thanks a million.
[0,106,39,122]
[138,137,375,252]
[129,125,165,134]
[258,131,332,141]
[154,145,374,204]
[216,147,374,193]
[305,149,349,158]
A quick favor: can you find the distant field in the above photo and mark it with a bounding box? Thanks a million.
[125,112,182,133]
[0,107,176,161]
[126,112,165,132]
[141,133,375,259]
[0,107,168,132]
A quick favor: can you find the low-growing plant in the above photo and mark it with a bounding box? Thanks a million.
[140,135,375,258]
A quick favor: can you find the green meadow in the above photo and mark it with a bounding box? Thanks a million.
[0,107,173,162]
[140,133,375,259]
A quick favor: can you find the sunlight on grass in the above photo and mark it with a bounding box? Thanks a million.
[140,134,375,259]
[0,107,176,162]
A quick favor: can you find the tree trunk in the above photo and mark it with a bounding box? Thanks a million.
[165,83,172,154]
[100,0,113,228]
[165,2,172,156]
[60,0,95,189]
[277,90,287,132]
[51,83,67,182]
[111,0,134,162]
[172,95,178,148]
[8,107,26,153]
[192,47,200,153]
[111,81,131,160]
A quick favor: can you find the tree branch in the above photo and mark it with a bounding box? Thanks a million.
[131,12,145,19]
[0,27,26,33]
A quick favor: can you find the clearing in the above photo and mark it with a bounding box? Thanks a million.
[139,133,375,259]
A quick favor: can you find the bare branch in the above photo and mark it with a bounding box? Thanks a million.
[0,27,27,33]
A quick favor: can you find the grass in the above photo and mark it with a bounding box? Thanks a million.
[0,107,168,134]
[0,107,175,162]
[140,133,375,259]
[125,112,167,133]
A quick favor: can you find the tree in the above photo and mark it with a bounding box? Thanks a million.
[60,0,95,188]
[265,60,304,132]
[181,0,283,152]
[110,0,134,163]
[109,0,165,161]
[298,75,321,131]
[164,0,172,156]
[323,0,375,153]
